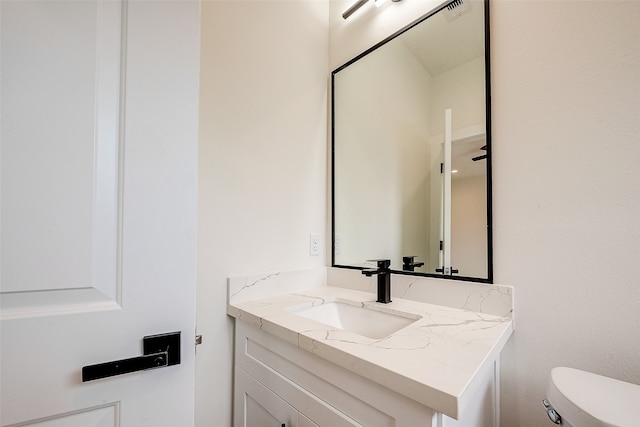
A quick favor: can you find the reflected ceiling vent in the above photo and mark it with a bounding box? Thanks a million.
[444,0,472,22]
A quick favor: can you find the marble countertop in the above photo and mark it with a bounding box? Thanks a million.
[228,284,513,419]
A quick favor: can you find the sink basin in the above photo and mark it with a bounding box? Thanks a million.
[292,301,419,339]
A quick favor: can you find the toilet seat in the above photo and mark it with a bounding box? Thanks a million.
[547,367,640,427]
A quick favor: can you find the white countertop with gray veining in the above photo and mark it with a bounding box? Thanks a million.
[227,271,513,419]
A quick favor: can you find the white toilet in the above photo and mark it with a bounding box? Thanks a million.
[543,367,640,426]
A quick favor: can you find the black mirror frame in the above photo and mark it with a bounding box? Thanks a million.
[330,0,493,284]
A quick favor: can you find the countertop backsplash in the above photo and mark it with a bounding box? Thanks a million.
[327,267,514,318]
[228,266,512,319]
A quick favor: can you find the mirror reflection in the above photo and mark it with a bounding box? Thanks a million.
[332,0,491,281]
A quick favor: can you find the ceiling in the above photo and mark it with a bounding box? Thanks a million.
[399,0,485,77]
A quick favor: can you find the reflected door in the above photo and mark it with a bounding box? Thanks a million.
[441,109,453,274]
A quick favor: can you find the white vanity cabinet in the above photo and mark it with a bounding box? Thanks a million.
[233,321,499,427]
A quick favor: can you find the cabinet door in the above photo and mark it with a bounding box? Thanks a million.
[236,367,298,427]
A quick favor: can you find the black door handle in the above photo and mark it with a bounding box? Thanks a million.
[82,331,181,382]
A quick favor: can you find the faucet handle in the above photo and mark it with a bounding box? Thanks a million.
[402,256,424,271]
[366,259,391,270]
[402,255,424,265]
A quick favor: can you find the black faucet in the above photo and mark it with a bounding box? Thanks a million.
[402,255,424,272]
[362,259,392,303]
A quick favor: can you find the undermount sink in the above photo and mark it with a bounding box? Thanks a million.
[292,300,420,339]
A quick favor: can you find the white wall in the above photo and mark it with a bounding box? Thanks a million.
[430,56,486,135]
[492,1,640,425]
[334,40,432,267]
[330,1,640,426]
[451,174,487,278]
[197,1,329,425]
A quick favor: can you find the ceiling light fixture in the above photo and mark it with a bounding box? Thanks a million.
[374,0,401,7]
[342,0,369,19]
[342,0,401,19]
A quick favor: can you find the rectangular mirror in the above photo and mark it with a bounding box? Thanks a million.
[332,0,492,282]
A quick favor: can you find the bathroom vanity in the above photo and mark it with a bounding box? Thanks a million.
[228,269,513,427]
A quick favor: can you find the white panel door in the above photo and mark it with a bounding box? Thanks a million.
[0,0,200,425]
